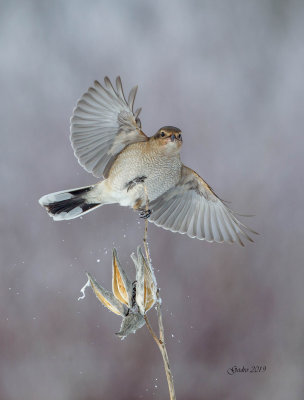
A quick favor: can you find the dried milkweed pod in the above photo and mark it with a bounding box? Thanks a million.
[79,246,157,339]
[86,273,128,316]
[131,246,157,315]
[112,248,133,308]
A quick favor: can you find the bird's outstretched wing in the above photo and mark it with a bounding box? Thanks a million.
[149,165,257,245]
[70,77,148,178]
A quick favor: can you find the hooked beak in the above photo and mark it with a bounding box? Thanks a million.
[170,134,175,142]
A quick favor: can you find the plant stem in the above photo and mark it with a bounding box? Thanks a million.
[142,185,176,400]
[144,312,176,400]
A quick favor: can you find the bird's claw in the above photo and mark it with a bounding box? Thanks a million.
[126,176,147,192]
[139,209,151,219]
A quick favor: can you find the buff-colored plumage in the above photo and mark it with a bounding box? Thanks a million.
[39,77,257,245]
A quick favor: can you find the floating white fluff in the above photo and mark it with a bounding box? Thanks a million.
[78,276,91,301]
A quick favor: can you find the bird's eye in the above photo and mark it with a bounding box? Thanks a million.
[178,133,182,140]
[160,132,165,137]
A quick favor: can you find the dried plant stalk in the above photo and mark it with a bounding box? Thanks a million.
[144,301,176,400]
[142,185,176,400]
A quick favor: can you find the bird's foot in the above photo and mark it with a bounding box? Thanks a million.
[126,176,147,192]
[139,209,151,219]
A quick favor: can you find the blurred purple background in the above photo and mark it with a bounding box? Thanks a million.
[1,1,304,399]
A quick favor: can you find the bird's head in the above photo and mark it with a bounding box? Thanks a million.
[152,126,183,153]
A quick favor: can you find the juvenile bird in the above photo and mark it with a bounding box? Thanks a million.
[39,77,256,245]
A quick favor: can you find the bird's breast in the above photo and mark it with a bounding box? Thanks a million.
[107,142,182,206]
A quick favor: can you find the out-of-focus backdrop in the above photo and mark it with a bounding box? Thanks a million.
[1,1,304,399]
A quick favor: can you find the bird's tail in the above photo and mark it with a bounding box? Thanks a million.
[39,185,102,221]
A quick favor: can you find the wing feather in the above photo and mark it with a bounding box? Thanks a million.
[217,208,234,243]
[175,202,189,232]
[196,202,205,239]
[159,198,180,226]
[70,77,147,178]
[210,204,223,243]
[220,208,244,246]
[168,198,187,231]
[177,196,193,232]
[149,165,256,245]
[187,197,200,238]
[204,203,213,241]
[115,77,126,102]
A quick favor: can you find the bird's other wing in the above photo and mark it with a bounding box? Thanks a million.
[70,77,148,178]
[148,165,257,245]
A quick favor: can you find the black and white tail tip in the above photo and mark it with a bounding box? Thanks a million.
[39,186,101,221]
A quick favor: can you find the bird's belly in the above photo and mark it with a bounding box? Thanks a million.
[116,174,177,208]
[107,151,181,207]
[145,172,178,200]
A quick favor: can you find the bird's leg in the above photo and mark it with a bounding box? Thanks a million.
[126,176,147,192]
[139,208,151,219]
[128,178,152,219]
